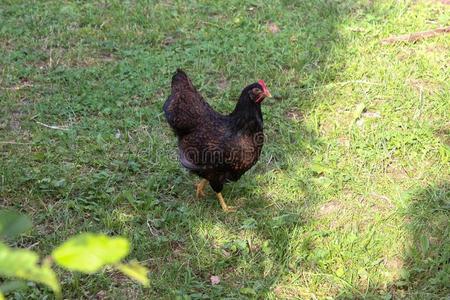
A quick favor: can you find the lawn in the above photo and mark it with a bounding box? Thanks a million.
[1,0,449,298]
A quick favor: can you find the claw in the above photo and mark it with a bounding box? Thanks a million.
[216,192,237,213]
[224,206,237,213]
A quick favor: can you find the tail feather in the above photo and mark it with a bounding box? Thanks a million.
[171,69,194,93]
[164,69,213,135]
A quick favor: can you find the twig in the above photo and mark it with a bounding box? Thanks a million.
[27,241,40,249]
[0,141,32,145]
[0,83,33,91]
[381,26,450,44]
[35,121,69,131]
[146,219,162,237]
[299,80,384,91]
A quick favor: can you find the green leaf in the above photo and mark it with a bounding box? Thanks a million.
[0,242,60,298]
[52,233,130,273]
[240,287,256,296]
[0,291,4,300]
[116,260,150,287]
[352,102,366,122]
[0,210,32,239]
[336,267,345,277]
[270,214,299,228]
[240,218,257,230]
[310,163,329,175]
[223,240,248,253]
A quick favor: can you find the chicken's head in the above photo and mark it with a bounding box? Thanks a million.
[249,80,272,104]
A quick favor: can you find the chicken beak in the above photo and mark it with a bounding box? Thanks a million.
[265,91,272,98]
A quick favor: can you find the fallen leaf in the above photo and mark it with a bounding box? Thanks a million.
[267,21,280,33]
[210,275,220,285]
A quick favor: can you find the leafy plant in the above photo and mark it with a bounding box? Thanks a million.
[0,210,149,299]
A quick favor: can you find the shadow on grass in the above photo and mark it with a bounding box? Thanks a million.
[146,124,324,299]
[388,182,449,299]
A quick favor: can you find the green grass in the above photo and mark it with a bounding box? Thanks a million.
[1,0,449,298]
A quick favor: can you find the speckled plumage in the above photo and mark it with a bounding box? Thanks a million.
[163,69,267,194]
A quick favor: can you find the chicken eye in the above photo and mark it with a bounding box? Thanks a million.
[252,88,262,95]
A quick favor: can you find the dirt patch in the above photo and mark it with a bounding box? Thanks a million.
[396,48,415,61]
[99,52,117,62]
[368,193,396,213]
[385,256,404,271]
[9,111,22,131]
[406,78,440,93]
[169,240,185,257]
[385,162,410,180]
[384,256,404,281]
[337,136,350,147]
[162,35,176,46]
[435,122,450,146]
[108,268,130,285]
[316,200,343,217]
[95,290,107,299]
[3,78,33,91]
[217,74,229,91]
[3,96,34,132]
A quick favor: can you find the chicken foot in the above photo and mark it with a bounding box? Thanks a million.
[196,179,208,198]
[196,179,236,212]
[216,193,237,213]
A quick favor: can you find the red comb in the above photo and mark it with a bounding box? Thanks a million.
[258,80,271,97]
[258,80,268,93]
[255,80,271,103]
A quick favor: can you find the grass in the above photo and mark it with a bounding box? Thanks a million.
[1,0,449,298]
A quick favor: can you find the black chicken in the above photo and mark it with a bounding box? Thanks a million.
[163,69,271,212]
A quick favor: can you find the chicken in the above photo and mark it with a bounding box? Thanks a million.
[163,69,271,212]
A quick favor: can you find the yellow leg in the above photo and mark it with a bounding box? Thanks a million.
[216,192,237,213]
[196,179,208,198]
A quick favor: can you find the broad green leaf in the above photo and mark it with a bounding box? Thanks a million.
[0,210,32,239]
[352,102,366,122]
[52,233,130,273]
[336,267,345,277]
[116,261,150,287]
[0,291,4,300]
[0,242,60,298]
